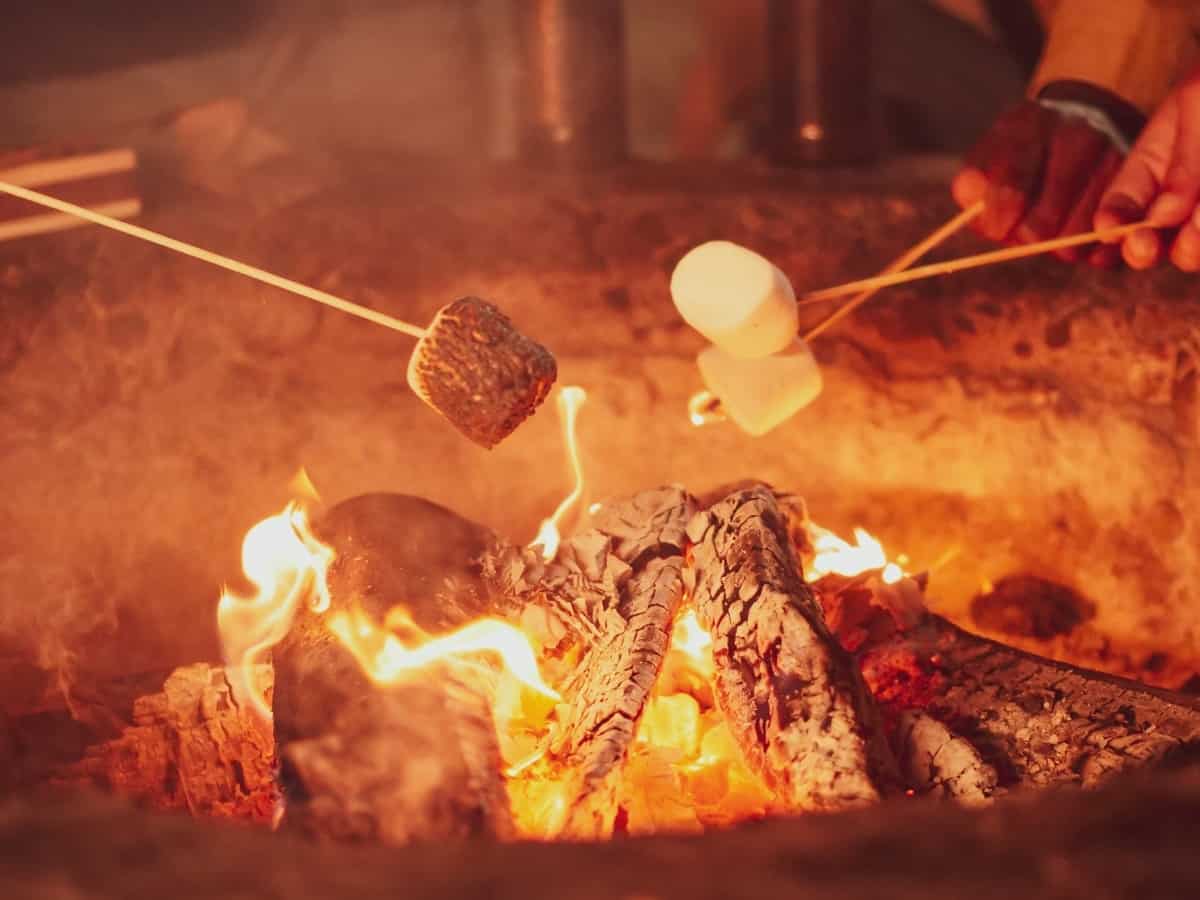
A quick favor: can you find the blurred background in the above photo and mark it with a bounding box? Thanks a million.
[0,1,1035,165]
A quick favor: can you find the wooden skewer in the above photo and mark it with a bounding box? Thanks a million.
[803,201,984,341]
[0,180,428,340]
[799,219,1150,307]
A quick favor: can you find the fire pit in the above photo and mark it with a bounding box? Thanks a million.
[2,157,1200,896]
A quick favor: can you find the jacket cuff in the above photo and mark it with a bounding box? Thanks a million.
[1036,80,1147,150]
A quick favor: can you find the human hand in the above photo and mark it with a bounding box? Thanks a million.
[1095,68,1200,271]
[953,100,1125,266]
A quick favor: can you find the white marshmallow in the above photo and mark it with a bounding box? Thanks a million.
[697,339,823,436]
[670,241,798,359]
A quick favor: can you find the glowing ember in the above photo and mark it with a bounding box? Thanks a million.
[216,498,333,725]
[530,386,588,560]
[688,390,727,427]
[672,609,713,669]
[622,603,776,832]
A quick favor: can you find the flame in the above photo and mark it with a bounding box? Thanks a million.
[672,609,713,668]
[217,474,558,734]
[530,386,588,560]
[287,466,322,504]
[688,390,727,427]
[216,500,333,724]
[807,525,906,582]
[504,598,777,838]
[328,606,560,701]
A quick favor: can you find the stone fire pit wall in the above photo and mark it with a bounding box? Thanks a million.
[1,157,1197,711]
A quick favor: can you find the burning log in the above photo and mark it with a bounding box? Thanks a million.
[270,493,517,844]
[309,492,514,633]
[485,487,698,836]
[805,562,1200,793]
[275,665,513,845]
[891,616,1200,790]
[685,486,899,811]
[549,488,696,836]
[894,711,998,806]
[20,482,1200,842]
[46,663,276,822]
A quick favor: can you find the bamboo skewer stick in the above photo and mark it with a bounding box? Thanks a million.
[803,201,984,341]
[0,180,428,340]
[799,220,1150,307]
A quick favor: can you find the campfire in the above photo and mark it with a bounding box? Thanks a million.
[8,5,1200,894]
[5,181,1200,899]
[44,382,1170,848]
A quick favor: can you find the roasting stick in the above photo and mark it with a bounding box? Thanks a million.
[0,179,560,449]
[687,203,985,434]
[803,200,984,341]
[799,219,1151,307]
[0,180,427,339]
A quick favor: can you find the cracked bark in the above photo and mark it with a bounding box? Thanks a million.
[920,617,1200,789]
[500,487,697,837]
[895,711,997,805]
[271,493,515,845]
[685,486,899,812]
[42,663,277,822]
[805,567,1200,793]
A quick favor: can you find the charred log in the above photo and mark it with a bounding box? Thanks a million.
[5,768,1200,899]
[310,492,513,634]
[276,665,514,845]
[894,711,997,805]
[807,570,1200,792]
[43,663,276,822]
[920,617,1200,789]
[489,487,697,836]
[272,493,516,844]
[685,486,899,811]
[545,487,697,837]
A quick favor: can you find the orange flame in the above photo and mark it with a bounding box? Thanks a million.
[807,525,905,583]
[216,498,333,724]
[217,474,558,732]
[620,603,776,832]
[530,386,588,560]
[671,609,713,671]
[327,605,560,701]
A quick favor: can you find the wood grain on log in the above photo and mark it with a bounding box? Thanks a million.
[48,663,276,822]
[894,711,997,805]
[685,486,898,811]
[919,617,1200,789]
[547,487,697,837]
[272,493,516,844]
[806,570,1200,791]
[4,768,1200,900]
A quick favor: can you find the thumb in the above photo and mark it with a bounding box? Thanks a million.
[1096,98,1178,236]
